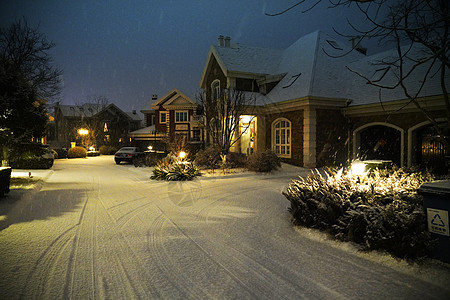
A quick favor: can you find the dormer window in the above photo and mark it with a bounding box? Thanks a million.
[212,80,220,100]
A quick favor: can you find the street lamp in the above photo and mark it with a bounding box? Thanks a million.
[78,128,89,136]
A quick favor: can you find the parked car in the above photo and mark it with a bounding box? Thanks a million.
[87,146,100,156]
[114,147,143,164]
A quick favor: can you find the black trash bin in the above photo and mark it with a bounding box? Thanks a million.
[418,180,450,263]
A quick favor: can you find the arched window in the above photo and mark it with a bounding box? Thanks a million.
[211,80,220,100]
[272,118,291,158]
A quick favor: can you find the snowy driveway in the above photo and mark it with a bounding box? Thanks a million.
[0,156,449,299]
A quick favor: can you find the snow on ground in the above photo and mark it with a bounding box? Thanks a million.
[0,156,449,299]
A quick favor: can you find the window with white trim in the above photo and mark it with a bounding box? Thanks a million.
[273,118,291,157]
[175,111,188,122]
[212,80,220,100]
[159,111,167,124]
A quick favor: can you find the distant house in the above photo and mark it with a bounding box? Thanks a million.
[129,89,204,151]
[52,102,142,149]
[199,32,448,172]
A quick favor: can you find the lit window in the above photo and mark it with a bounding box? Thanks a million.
[273,118,291,158]
[175,111,188,122]
[159,111,167,123]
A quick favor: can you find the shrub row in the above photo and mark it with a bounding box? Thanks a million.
[99,145,117,155]
[195,147,280,172]
[283,168,435,260]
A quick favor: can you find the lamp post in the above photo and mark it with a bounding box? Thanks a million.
[77,128,89,148]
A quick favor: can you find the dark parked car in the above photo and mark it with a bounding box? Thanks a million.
[114,147,143,164]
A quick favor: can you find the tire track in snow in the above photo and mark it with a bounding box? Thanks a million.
[192,183,348,299]
[19,226,77,299]
[148,207,258,299]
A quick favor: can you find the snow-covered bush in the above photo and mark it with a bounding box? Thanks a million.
[151,157,201,181]
[283,168,436,260]
[195,147,247,170]
[67,146,87,158]
[246,150,281,172]
[194,147,221,169]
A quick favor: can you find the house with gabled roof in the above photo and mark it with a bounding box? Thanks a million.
[200,31,448,172]
[129,88,204,150]
[52,102,142,149]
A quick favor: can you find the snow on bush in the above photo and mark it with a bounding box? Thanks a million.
[67,146,87,158]
[246,150,281,172]
[283,167,436,260]
[151,156,201,181]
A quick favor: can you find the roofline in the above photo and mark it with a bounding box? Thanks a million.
[151,88,196,110]
[199,45,229,89]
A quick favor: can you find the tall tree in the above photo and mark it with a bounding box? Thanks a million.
[0,59,48,165]
[266,0,449,138]
[0,18,62,101]
[197,89,255,165]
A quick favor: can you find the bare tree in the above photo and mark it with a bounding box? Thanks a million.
[197,89,256,165]
[266,0,449,140]
[0,18,62,101]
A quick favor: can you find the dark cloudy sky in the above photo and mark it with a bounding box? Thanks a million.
[1,0,381,113]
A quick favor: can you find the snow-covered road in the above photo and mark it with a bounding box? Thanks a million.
[0,156,449,299]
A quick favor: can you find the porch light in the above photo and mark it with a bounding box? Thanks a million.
[350,160,367,176]
[240,115,253,124]
[148,145,153,150]
[178,151,186,159]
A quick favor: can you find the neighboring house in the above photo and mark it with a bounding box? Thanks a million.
[52,102,142,149]
[199,32,448,172]
[129,89,204,150]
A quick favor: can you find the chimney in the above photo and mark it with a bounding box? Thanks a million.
[218,35,224,47]
[152,94,158,101]
[225,36,231,47]
[132,110,136,115]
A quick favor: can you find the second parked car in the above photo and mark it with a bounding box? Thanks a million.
[114,147,143,164]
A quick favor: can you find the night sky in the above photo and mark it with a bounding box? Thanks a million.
[1,0,382,113]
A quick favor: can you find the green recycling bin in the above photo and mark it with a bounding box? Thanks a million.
[418,180,450,263]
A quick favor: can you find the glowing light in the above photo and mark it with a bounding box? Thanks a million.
[78,128,89,135]
[89,146,95,151]
[351,160,367,176]
[148,145,153,150]
[240,115,253,124]
[178,151,186,159]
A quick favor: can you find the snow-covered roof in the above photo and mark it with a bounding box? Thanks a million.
[203,30,444,107]
[151,88,197,110]
[213,43,283,75]
[129,125,156,136]
[57,103,103,117]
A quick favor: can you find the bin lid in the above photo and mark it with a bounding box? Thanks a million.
[418,180,450,196]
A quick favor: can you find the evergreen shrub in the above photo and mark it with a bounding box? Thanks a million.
[283,168,436,260]
[151,157,201,181]
[194,147,221,169]
[67,146,87,158]
[246,150,281,172]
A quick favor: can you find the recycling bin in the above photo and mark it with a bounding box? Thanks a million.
[0,167,12,197]
[418,180,450,263]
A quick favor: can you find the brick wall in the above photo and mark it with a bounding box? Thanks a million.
[316,109,349,167]
[265,109,304,166]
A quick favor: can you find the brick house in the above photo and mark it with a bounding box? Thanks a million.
[129,89,204,151]
[199,32,448,172]
[53,102,142,149]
